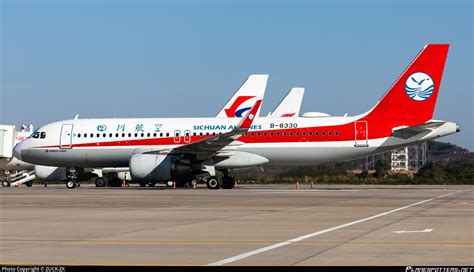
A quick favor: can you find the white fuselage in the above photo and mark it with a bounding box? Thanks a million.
[14,115,458,169]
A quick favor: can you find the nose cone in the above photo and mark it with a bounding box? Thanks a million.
[13,142,23,161]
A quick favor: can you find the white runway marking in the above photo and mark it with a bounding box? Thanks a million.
[209,190,463,266]
[392,228,434,234]
[245,189,361,193]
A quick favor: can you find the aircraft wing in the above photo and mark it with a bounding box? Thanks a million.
[144,101,261,159]
[392,120,446,139]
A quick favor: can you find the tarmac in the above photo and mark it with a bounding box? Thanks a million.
[0,184,473,266]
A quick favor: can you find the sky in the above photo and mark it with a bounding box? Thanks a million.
[1,0,473,150]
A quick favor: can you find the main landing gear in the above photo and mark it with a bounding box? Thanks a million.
[206,175,235,190]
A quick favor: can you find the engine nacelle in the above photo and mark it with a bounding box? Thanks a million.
[129,154,190,182]
[35,165,67,181]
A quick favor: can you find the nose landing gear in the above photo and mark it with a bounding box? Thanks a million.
[65,168,80,189]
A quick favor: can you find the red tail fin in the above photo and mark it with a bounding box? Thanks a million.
[365,44,449,126]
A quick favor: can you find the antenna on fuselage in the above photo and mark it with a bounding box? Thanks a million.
[74,114,79,120]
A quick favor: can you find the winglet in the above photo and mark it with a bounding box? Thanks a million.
[237,100,262,129]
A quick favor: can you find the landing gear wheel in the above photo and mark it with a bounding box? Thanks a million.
[76,182,81,188]
[2,180,10,187]
[25,181,33,187]
[66,180,76,189]
[221,176,235,189]
[206,176,222,190]
[95,177,105,187]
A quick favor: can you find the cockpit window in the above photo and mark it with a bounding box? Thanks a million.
[30,131,46,139]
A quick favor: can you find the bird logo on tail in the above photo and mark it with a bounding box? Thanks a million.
[405,72,435,101]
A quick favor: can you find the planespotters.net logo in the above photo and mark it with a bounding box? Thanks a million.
[405,72,435,101]
[406,266,474,272]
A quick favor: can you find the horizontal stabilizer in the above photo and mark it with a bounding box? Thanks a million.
[392,121,446,139]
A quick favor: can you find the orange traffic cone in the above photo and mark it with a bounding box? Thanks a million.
[17,182,21,188]
[122,180,126,188]
[173,182,176,189]
[295,182,300,189]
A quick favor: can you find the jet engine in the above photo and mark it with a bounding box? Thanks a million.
[129,154,191,181]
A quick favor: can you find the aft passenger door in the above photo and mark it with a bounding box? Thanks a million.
[60,124,74,149]
[354,121,368,147]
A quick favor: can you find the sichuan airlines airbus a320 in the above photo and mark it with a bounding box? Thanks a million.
[14,44,459,189]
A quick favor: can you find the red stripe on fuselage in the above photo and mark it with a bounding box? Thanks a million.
[33,118,399,149]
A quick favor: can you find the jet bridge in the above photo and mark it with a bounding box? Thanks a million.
[1,125,36,187]
[0,125,15,158]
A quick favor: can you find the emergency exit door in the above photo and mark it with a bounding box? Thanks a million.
[354,121,368,147]
[60,124,74,149]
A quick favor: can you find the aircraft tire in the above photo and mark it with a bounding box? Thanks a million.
[221,176,235,189]
[95,177,106,187]
[66,180,76,189]
[2,180,10,187]
[206,176,222,190]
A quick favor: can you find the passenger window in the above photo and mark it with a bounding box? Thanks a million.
[103,133,106,137]
[128,133,132,137]
[212,132,216,136]
[251,132,254,136]
[335,131,339,136]
[322,132,325,136]
[315,132,319,136]
[328,131,332,136]
[134,133,138,137]
[166,133,169,137]
[270,132,274,136]
[141,133,144,137]
[90,133,94,138]
[160,133,163,137]
[257,132,261,136]
[206,132,209,136]
[199,132,203,136]
[264,132,267,136]
[289,132,293,136]
[122,133,126,137]
[84,134,87,138]
[277,132,280,136]
[109,133,113,137]
[296,132,299,136]
[309,132,312,136]
[193,132,197,136]
[97,133,100,138]
[78,134,81,138]
[283,132,287,136]
[302,132,306,136]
